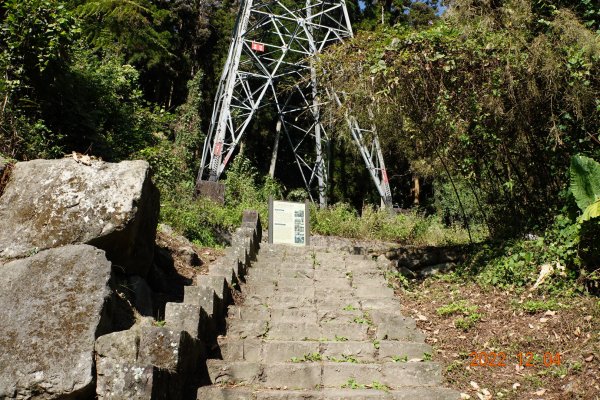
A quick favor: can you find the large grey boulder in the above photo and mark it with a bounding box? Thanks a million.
[0,158,159,276]
[0,244,113,399]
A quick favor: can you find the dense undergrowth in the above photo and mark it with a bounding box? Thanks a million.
[153,153,483,247]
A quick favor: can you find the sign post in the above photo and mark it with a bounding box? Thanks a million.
[268,197,310,246]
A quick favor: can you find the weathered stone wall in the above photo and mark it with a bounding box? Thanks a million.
[383,245,468,278]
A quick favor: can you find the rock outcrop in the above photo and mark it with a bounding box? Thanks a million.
[0,158,159,276]
[0,155,265,399]
[0,245,112,399]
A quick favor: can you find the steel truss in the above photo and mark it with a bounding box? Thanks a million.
[196,0,393,207]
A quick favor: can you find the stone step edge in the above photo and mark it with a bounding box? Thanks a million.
[206,360,445,390]
[216,338,432,363]
[196,386,461,400]
[160,213,262,341]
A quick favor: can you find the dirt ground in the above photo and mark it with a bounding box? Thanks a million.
[156,229,224,279]
[391,275,600,399]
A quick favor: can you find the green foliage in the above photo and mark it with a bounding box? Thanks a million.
[159,188,220,246]
[137,141,187,193]
[341,378,366,389]
[518,299,565,313]
[460,206,600,292]
[570,155,600,221]
[310,203,484,245]
[0,0,77,158]
[436,300,482,331]
[385,270,411,289]
[328,354,360,363]
[0,0,167,161]
[436,300,478,316]
[290,352,323,362]
[171,72,205,170]
[370,381,391,392]
[157,155,284,246]
[321,1,600,236]
[454,313,482,331]
[77,0,173,70]
[1,0,78,77]
[62,52,165,160]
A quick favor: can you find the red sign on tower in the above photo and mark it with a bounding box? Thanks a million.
[382,169,389,183]
[251,41,265,52]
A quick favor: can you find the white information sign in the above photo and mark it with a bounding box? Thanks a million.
[268,199,310,246]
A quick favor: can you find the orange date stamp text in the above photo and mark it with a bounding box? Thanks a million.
[469,351,562,367]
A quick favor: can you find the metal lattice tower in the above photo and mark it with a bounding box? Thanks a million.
[196,0,393,207]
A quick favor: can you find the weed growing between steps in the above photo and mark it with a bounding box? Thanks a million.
[389,273,600,399]
[341,379,391,392]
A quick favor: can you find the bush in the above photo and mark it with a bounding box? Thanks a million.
[310,203,486,245]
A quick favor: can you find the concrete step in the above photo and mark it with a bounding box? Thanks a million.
[225,318,423,342]
[242,282,393,295]
[217,338,432,363]
[242,293,401,308]
[264,322,369,341]
[206,360,444,389]
[197,386,461,400]
[226,307,417,329]
[194,244,459,399]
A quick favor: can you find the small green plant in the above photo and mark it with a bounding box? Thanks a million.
[454,313,482,331]
[518,299,564,313]
[446,360,463,372]
[392,355,408,363]
[372,339,380,349]
[436,300,484,331]
[352,316,370,325]
[370,381,390,391]
[423,352,433,361]
[385,270,411,289]
[570,361,583,372]
[311,251,320,268]
[26,247,40,257]
[334,335,348,342]
[436,300,478,316]
[341,378,366,389]
[546,365,568,378]
[291,352,323,362]
[343,304,357,311]
[153,320,166,327]
[328,354,359,363]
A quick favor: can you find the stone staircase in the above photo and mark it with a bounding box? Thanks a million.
[197,244,460,399]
